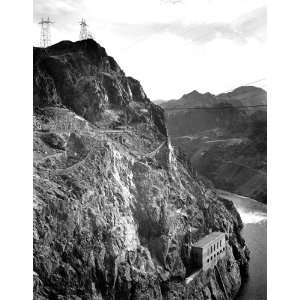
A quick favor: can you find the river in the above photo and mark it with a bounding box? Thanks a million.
[217,190,267,300]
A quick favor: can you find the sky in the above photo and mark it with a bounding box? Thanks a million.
[33,0,267,100]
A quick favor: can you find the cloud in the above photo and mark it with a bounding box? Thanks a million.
[236,6,267,42]
[34,0,85,30]
[160,0,183,4]
[33,0,266,99]
[33,0,88,42]
[110,6,266,45]
[33,1,266,45]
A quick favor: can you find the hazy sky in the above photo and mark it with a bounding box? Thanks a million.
[33,0,267,100]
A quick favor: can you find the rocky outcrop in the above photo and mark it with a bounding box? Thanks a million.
[34,39,167,136]
[33,39,249,300]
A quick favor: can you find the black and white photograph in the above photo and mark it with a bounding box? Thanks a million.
[8,0,300,297]
[31,1,269,299]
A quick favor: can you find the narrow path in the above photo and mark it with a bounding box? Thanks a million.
[144,141,166,158]
[35,128,130,135]
[185,270,201,285]
[221,159,266,176]
[55,150,92,175]
[35,152,64,163]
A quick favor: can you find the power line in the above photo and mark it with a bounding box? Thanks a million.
[244,78,266,85]
[165,104,267,111]
[219,78,267,94]
[117,28,267,99]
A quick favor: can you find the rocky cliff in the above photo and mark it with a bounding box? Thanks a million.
[33,39,249,300]
[160,88,267,203]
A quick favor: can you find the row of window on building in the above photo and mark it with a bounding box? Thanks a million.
[208,239,223,255]
[206,247,226,263]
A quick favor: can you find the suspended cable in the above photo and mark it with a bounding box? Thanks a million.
[165,104,267,111]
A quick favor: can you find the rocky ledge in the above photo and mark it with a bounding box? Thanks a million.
[33,39,249,300]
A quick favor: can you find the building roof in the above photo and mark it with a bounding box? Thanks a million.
[192,232,225,248]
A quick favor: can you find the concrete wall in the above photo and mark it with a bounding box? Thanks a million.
[202,234,226,271]
[191,233,226,271]
[191,247,203,268]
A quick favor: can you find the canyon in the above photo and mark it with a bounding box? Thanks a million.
[159,88,267,203]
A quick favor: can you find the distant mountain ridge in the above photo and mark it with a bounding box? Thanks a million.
[160,86,267,110]
[160,86,267,203]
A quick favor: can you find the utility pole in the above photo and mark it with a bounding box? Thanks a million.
[39,17,54,48]
[79,19,93,40]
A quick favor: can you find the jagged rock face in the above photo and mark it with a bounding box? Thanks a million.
[33,40,249,300]
[34,39,166,136]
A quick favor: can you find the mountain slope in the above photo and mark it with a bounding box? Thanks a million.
[161,87,266,110]
[160,87,267,203]
[33,39,249,300]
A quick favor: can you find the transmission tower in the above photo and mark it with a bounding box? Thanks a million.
[79,19,93,40]
[79,19,88,40]
[87,32,94,39]
[39,17,54,48]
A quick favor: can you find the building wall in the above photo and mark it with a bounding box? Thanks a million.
[191,247,203,268]
[202,234,226,271]
[191,233,226,271]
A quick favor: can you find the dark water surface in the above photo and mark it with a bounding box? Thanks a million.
[217,190,267,300]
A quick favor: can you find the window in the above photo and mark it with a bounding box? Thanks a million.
[214,244,215,251]
[207,259,209,263]
[220,240,222,246]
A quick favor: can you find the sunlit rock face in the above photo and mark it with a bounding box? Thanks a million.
[33,39,249,300]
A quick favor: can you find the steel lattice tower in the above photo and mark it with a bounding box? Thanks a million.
[87,32,94,39]
[39,17,54,48]
[79,19,88,40]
